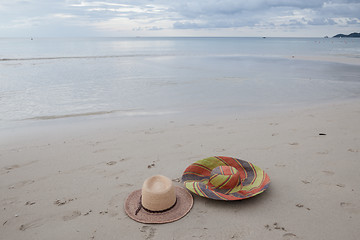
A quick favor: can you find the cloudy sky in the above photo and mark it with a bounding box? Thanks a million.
[1,0,359,37]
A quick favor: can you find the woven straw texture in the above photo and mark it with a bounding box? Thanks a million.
[124,186,193,224]
[182,156,270,200]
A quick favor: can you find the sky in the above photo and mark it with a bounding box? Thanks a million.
[0,0,359,37]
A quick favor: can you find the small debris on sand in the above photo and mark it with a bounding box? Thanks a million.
[83,210,92,216]
[265,222,287,232]
[99,210,108,215]
[54,198,75,206]
[106,161,117,166]
[296,203,310,210]
[172,177,181,182]
[147,162,155,168]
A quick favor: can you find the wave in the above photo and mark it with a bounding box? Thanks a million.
[23,109,178,120]
[0,54,170,62]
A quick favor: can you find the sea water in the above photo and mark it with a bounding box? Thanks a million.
[1,37,360,129]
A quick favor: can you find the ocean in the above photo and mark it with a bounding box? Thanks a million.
[1,37,360,129]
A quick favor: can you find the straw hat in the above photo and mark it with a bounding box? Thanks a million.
[124,175,193,224]
[182,156,270,200]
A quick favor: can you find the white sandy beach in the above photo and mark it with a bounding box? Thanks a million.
[1,99,360,240]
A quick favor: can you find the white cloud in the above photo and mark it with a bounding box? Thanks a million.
[0,0,359,37]
[69,1,132,7]
[52,13,77,19]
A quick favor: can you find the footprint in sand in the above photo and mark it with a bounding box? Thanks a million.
[340,202,352,207]
[289,142,299,146]
[118,183,133,187]
[283,233,298,239]
[106,161,117,166]
[265,223,297,239]
[2,160,39,174]
[54,198,75,206]
[322,170,335,176]
[119,157,129,162]
[8,180,35,189]
[108,194,123,208]
[3,164,20,170]
[336,184,345,188]
[140,226,156,240]
[1,165,20,174]
[92,148,107,153]
[19,219,45,231]
[1,197,20,207]
[340,202,359,214]
[62,210,82,221]
[317,150,329,155]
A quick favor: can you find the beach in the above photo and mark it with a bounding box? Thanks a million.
[1,99,359,240]
[1,37,360,239]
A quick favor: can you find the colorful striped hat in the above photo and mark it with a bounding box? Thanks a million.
[182,156,270,200]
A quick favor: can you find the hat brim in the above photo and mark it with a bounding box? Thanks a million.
[124,186,193,224]
[182,156,270,200]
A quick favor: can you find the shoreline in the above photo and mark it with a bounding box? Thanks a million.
[2,96,359,136]
[2,50,360,128]
[1,98,359,239]
[287,54,360,66]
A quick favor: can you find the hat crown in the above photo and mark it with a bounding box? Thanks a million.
[209,166,241,190]
[141,175,176,211]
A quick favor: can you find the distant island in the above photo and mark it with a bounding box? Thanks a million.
[333,32,360,38]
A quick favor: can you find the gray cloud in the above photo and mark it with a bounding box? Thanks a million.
[169,0,360,29]
[0,0,359,36]
[308,18,337,26]
[320,2,360,18]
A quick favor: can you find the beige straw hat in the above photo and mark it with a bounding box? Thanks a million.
[124,175,193,224]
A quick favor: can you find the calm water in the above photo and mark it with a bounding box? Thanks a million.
[1,37,360,129]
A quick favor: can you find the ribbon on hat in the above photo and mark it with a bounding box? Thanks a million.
[135,196,178,215]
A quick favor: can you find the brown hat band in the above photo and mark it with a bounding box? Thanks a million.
[135,196,178,215]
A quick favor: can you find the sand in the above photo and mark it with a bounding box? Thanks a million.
[1,99,360,240]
